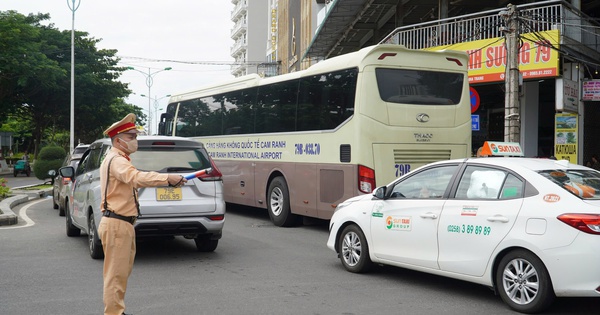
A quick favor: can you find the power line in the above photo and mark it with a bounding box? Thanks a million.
[117,55,270,66]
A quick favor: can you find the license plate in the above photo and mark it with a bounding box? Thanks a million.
[156,187,182,201]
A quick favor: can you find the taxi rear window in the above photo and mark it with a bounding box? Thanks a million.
[537,169,600,199]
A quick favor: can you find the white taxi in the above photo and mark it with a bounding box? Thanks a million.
[327,157,600,313]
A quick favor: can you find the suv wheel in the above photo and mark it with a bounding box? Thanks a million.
[65,202,80,237]
[52,190,59,209]
[88,213,104,259]
[194,235,218,252]
[58,199,66,217]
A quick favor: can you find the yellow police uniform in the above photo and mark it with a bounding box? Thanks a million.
[99,113,170,315]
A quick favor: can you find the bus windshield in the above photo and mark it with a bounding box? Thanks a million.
[376,68,464,105]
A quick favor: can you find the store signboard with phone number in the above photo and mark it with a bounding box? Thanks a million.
[424,30,560,84]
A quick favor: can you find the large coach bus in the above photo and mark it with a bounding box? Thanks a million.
[159,44,471,226]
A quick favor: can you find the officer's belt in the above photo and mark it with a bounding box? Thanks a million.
[103,210,137,225]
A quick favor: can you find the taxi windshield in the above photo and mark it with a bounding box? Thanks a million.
[537,169,600,199]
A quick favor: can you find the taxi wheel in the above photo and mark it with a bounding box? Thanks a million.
[267,176,299,227]
[65,201,81,237]
[496,250,555,313]
[338,224,372,273]
[88,213,104,260]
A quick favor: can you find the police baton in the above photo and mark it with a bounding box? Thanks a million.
[183,168,213,180]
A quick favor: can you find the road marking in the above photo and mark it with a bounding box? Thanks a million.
[0,199,46,229]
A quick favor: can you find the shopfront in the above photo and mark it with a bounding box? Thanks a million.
[425,29,593,161]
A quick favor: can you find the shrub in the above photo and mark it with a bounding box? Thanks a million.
[0,178,10,198]
[33,146,66,180]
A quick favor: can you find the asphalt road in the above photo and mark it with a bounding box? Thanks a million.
[2,172,47,189]
[0,198,598,315]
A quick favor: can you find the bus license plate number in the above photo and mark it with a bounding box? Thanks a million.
[156,187,182,201]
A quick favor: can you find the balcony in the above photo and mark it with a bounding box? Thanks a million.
[231,19,247,39]
[230,62,246,77]
[230,39,247,56]
[231,0,247,21]
[380,0,600,63]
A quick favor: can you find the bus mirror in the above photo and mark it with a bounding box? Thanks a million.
[159,112,173,136]
[374,186,386,199]
[158,122,165,135]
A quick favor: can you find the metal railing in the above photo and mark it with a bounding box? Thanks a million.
[380,0,600,56]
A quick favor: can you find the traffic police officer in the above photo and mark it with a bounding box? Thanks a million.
[99,113,186,315]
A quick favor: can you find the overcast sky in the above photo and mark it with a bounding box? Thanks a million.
[4,0,236,129]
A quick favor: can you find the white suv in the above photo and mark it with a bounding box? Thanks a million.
[59,136,225,259]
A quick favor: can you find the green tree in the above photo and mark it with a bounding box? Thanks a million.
[33,145,66,180]
[0,10,140,156]
[0,11,63,127]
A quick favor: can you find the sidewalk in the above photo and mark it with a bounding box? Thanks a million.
[0,167,53,226]
[0,167,13,176]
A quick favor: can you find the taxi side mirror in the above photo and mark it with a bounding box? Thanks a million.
[374,186,386,199]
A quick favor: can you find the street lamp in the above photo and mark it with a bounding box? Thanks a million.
[140,94,170,134]
[67,0,81,154]
[127,66,172,134]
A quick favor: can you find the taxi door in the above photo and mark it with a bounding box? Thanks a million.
[438,165,524,276]
[369,165,459,269]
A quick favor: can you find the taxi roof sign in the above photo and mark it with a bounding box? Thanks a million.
[480,141,524,157]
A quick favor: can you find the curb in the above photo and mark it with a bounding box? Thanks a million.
[0,188,52,226]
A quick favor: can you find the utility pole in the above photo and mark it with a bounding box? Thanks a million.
[501,4,520,143]
[67,0,81,154]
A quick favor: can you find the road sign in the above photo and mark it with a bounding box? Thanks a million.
[472,115,480,131]
[470,87,480,113]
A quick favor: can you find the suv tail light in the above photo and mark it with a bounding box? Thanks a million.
[557,213,600,235]
[198,158,222,181]
[358,165,375,194]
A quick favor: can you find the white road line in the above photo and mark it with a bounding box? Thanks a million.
[0,199,47,229]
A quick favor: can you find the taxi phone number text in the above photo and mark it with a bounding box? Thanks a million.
[447,224,491,235]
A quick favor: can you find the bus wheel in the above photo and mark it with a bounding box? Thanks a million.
[267,176,299,227]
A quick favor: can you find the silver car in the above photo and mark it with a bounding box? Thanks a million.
[59,136,225,259]
[49,144,89,216]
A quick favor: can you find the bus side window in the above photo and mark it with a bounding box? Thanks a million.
[256,80,298,133]
[297,68,357,131]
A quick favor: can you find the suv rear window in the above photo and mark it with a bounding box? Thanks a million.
[73,145,89,155]
[132,147,212,173]
[375,68,463,105]
[537,169,600,199]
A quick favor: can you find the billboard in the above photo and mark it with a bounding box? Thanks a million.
[554,113,578,163]
[583,80,600,101]
[425,30,560,84]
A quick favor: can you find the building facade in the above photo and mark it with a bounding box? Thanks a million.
[269,0,600,165]
[230,0,269,77]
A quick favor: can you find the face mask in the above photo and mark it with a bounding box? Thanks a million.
[119,138,138,154]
